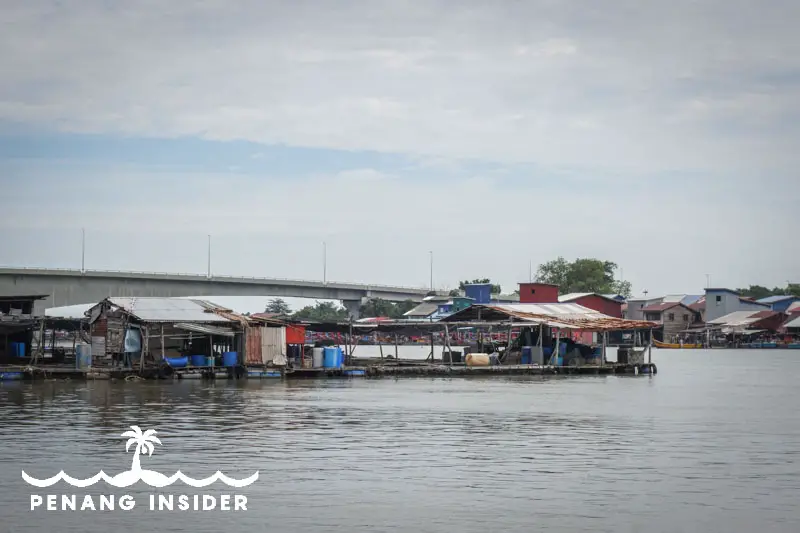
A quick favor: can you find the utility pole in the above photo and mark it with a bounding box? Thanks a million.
[705,274,710,289]
[429,251,433,291]
[529,260,532,282]
[81,228,86,273]
[323,241,327,284]
[207,235,211,278]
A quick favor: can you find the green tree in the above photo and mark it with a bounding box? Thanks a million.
[735,285,783,300]
[458,278,502,294]
[265,298,292,315]
[360,298,418,319]
[292,301,349,322]
[535,257,630,295]
[448,288,461,297]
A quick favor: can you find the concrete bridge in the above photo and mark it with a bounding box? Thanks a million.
[0,267,441,318]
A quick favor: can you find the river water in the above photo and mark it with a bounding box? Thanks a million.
[1,349,799,532]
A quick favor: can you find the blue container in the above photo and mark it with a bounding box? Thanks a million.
[323,347,341,368]
[521,346,532,364]
[344,369,365,376]
[592,346,602,357]
[190,355,207,367]
[554,356,563,366]
[75,344,92,369]
[166,356,188,368]
[14,342,25,357]
[337,346,344,367]
[559,343,567,356]
[762,342,777,349]
[222,351,238,367]
[543,346,553,358]
[789,343,800,349]
[0,371,23,381]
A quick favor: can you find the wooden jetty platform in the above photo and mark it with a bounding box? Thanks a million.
[1,361,657,382]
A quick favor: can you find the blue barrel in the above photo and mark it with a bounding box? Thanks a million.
[16,342,26,357]
[75,344,92,369]
[323,347,340,368]
[166,356,188,368]
[521,346,532,364]
[190,354,207,367]
[543,346,553,358]
[222,351,238,367]
[559,343,567,356]
[554,356,563,366]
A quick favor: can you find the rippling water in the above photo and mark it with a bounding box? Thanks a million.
[2,349,799,532]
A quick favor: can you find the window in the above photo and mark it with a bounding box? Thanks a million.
[668,313,675,321]
[530,289,536,294]
[683,314,689,322]
[645,312,661,321]
[716,295,722,303]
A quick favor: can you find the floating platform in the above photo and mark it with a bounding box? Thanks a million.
[1,362,657,382]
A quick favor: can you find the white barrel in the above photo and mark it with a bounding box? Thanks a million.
[312,347,324,368]
[75,344,92,369]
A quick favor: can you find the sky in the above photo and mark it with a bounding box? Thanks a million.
[1,0,799,313]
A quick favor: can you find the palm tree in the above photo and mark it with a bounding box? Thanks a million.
[121,425,161,474]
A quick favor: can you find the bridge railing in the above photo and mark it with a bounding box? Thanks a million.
[0,266,441,293]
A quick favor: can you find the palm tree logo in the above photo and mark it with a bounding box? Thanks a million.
[122,426,161,474]
[22,425,259,488]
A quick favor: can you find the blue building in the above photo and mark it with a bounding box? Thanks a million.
[756,295,800,313]
[463,283,492,304]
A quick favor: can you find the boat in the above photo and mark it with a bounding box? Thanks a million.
[653,339,703,349]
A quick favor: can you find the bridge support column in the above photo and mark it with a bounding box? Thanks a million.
[342,299,363,320]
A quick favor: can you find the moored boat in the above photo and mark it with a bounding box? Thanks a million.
[653,339,703,349]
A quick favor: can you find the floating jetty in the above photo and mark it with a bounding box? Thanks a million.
[1,360,657,382]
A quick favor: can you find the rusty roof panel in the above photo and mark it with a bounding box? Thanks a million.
[441,303,658,331]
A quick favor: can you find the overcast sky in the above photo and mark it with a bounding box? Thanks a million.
[1,1,798,312]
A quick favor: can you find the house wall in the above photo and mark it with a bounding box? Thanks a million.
[705,290,768,322]
[464,284,492,304]
[626,298,664,320]
[660,305,697,341]
[569,295,623,318]
[518,283,559,304]
[769,298,800,313]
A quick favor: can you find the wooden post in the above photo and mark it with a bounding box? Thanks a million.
[444,324,453,366]
[648,327,653,364]
[429,332,435,362]
[553,329,561,366]
[160,325,165,361]
[394,333,399,360]
[601,331,607,366]
[140,326,148,374]
[378,334,384,359]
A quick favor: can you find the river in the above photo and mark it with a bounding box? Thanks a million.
[1,349,799,532]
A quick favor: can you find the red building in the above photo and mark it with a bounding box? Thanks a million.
[518,282,560,304]
[558,293,623,318]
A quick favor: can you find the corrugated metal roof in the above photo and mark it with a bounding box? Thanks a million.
[787,302,800,314]
[403,302,439,317]
[641,302,683,312]
[441,303,658,331]
[45,303,96,319]
[558,293,593,302]
[174,323,236,337]
[757,295,797,304]
[708,310,777,327]
[105,297,233,323]
[783,316,800,329]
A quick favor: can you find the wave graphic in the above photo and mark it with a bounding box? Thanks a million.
[22,469,259,489]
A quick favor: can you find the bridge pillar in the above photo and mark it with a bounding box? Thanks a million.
[342,299,363,320]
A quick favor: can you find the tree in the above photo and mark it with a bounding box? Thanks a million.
[535,257,630,295]
[448,288,462,297]
[265,298,292,315]
[458,278,502,294]
[359,298,418,319]
[736,284,800,299]
[611,279,633,298]
[292,301,349,322]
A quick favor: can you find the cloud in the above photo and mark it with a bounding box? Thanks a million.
[2,0,800,173]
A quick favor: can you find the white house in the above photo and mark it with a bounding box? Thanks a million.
[704,288,769,323]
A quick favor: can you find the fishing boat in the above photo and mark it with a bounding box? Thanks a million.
[653,339,703,349]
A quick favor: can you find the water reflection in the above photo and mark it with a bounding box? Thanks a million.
[1,350,799,532]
